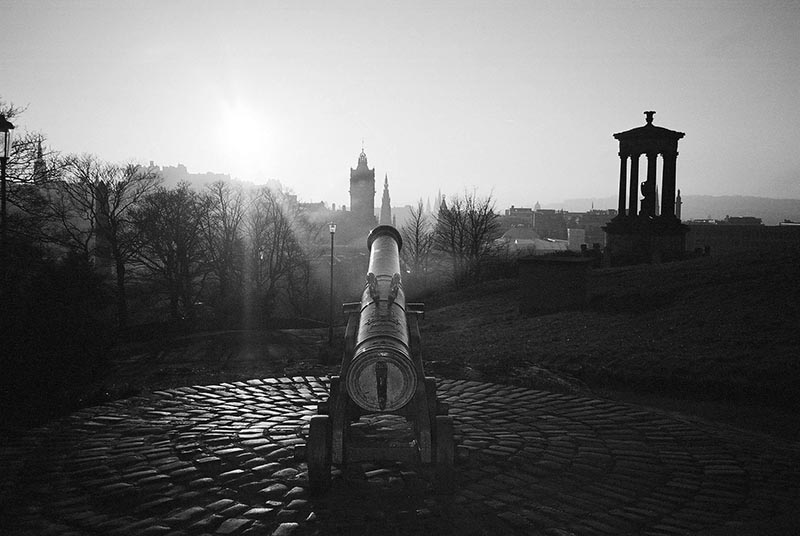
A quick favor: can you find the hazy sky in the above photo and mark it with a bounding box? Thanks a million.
[3,0,799,210]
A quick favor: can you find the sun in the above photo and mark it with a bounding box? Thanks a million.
[218,100,272,179]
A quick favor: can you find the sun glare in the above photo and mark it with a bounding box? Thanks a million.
[218,100,272,180]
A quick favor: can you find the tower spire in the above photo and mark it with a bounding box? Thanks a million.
[380,173,392,225]
[33,138,47,184]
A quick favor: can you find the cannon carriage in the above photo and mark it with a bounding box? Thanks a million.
[306,225,455,493]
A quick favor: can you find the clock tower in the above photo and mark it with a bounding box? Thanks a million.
[349,149,376,228]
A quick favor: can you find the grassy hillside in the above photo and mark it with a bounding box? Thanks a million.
[420,250,800,438]
[11,249,796,442]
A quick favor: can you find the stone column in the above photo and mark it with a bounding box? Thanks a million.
[642,152,658,217]
[661,151,678,218]
[628,153,639,217]
[618,153,628,216]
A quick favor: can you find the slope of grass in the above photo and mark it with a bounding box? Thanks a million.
[420,250,800,439]
[10,249,796,442]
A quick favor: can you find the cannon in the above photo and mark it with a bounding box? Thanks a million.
[306,225,454,493]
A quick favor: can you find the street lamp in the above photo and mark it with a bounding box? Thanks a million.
[0,114,15,247]
[328,222,336,346]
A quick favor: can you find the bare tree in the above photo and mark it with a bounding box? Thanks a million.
[133,183,208,320]
[463,192,501,281]
[201,180,246,315]
[400,199,434,285]
[42,154,107,258]
[95,163,161,327]
[434,191,500,286]
[434,195,468,284]
[284,204,327,318]
[245,187,308,320]
[40,156,161,327]
[0,99,26,119]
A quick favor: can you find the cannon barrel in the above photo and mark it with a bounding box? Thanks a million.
[307,224,454,493]
[344,225,417,412]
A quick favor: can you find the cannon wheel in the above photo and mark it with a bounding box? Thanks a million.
[435,415,455,492]
[308,415,331,494]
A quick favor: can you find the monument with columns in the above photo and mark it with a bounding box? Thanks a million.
[603,111,689,264]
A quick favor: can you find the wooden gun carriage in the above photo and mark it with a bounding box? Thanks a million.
[306,225,454,493]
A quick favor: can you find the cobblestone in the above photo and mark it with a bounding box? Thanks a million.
[1,377,799,535]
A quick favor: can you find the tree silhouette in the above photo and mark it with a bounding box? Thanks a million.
[41,155,161,327]
[133,182,207,321]
[244,186,308,322]
[434,192,500,286]
[201,180,247,319]
[400,199,434,290]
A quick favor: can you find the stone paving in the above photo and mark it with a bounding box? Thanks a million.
[1,377,799,535]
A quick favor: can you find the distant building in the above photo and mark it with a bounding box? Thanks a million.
[349,149,376,231]
[685,218,800,254]
[149,162,231,188]
[496,227,569,255]
[499,205,617,249]
[565,209,617,248]
[720,216,762,225]
[533,209,568,240]
[298,201,327,214]
[386,204,413,229]
[504,206,535,218]
[323,148,397,246]
[497,206,534,234]
[567,228,586,251]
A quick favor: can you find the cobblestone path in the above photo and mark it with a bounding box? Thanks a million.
[1,377,798,535]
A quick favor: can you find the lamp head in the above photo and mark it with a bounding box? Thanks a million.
[0,114,15,159]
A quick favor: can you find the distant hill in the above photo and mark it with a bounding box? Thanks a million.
[552,195,800,226]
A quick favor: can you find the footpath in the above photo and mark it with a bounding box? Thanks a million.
[2,377,799,535]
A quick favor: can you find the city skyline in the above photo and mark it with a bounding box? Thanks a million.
[2,0,799,209]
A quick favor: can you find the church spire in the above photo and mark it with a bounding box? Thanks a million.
[33,138,47,184]
[380,173,392,225]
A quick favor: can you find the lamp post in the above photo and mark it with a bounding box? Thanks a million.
[258,250,264,288]
[328,222,336,346]
[0,114,15,249]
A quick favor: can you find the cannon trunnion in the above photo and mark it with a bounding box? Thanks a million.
[307,225,454,493]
